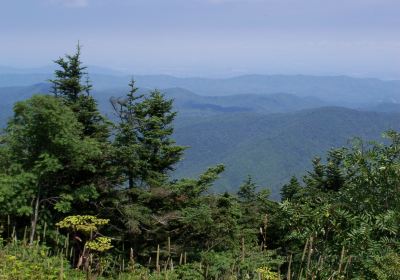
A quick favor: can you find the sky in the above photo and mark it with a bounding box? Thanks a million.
[1,0,399,78]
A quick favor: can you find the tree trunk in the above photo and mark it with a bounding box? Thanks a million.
[29,195,40,245]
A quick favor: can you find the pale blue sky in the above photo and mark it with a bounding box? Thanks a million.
[1,0,399,78]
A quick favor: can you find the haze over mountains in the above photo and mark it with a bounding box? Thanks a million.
[2,66,400,102]
[1,67,400,198]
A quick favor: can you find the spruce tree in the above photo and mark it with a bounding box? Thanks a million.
[237,175,257,202]
[113,86,185,188]
[112,79,143,189]
[49,45,115,210]
[50,44,109,140]
[134,90,186,187]
[280,176,301,201]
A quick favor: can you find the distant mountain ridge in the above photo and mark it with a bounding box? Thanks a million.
[0,65,126,75]
[1,70,400,105]
[0,84,328,121]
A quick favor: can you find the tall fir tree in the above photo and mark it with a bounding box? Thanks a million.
[111,79,143,189]
[50,44,109,141]
[49,45,115,210]
[280,176,301,201]
[113,85,185,188]
[134,90,186,187]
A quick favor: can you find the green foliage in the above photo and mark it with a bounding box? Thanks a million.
[48,45,114,223]
[86,237,113,252]
[173,263,204,279]
[237,175,257,202]
[4,48,400,279]
[280,176,301,201]
[173,107,400,198]
[113,83,186,189]
[0,94,105,244]
[256,266,279,280]
[3,84,400,196]
[111,79,143,189]
[57,215,113,278]
[0,172,35,216]
[134,89,185,184]
[274,131,400,278]
[56,215,109,234]
[0,243,85,280]
[366,251,400,280]
[50,44,109,140]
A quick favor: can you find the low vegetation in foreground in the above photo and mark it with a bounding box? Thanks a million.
[1,47,400,279]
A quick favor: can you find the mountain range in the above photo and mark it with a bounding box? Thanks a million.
[1,71,400,104]
[1,69,400,198]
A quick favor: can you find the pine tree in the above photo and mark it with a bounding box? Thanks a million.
[49,45,115,213]
[113,86,185,188]
[112,79,143,189]
[280,176,301,201]
[325,149,345,191]
[237,175,257,203]
[303,150,345,193]
[303,157,326,189]
[135,90,186,187]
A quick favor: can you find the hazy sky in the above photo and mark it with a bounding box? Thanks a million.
[1,0,399,78]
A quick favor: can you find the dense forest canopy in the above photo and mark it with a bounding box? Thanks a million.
[1,47,400,279]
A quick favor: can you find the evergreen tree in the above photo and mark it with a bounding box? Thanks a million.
[280,176,301,201]
[49,45,115,201]
[113,86,185,188]
[237,176,277,247]
[50,44,109,140]
[325,149,345,191]
[111,79,143,189]
[303,149,345,193]
[303,156,326,190]
[134,90,186,187]
[1,95,102,244]
[237,175,257,203]
[109,84,186,260]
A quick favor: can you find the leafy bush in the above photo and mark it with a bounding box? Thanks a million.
[0,242,85,280]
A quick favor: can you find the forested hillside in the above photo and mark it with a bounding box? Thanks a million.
[173,108,400,198]
[2,82,400,197]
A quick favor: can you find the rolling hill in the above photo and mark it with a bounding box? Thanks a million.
[1,79,400,198]
[173,107,400,199]
[0,84,327,124]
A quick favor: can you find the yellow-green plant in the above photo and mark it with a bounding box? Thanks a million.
[256,266,279,280]
[57,215,112,278]
[86,237,113,252]
[56,215,109,234]
[0,242,86,280]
